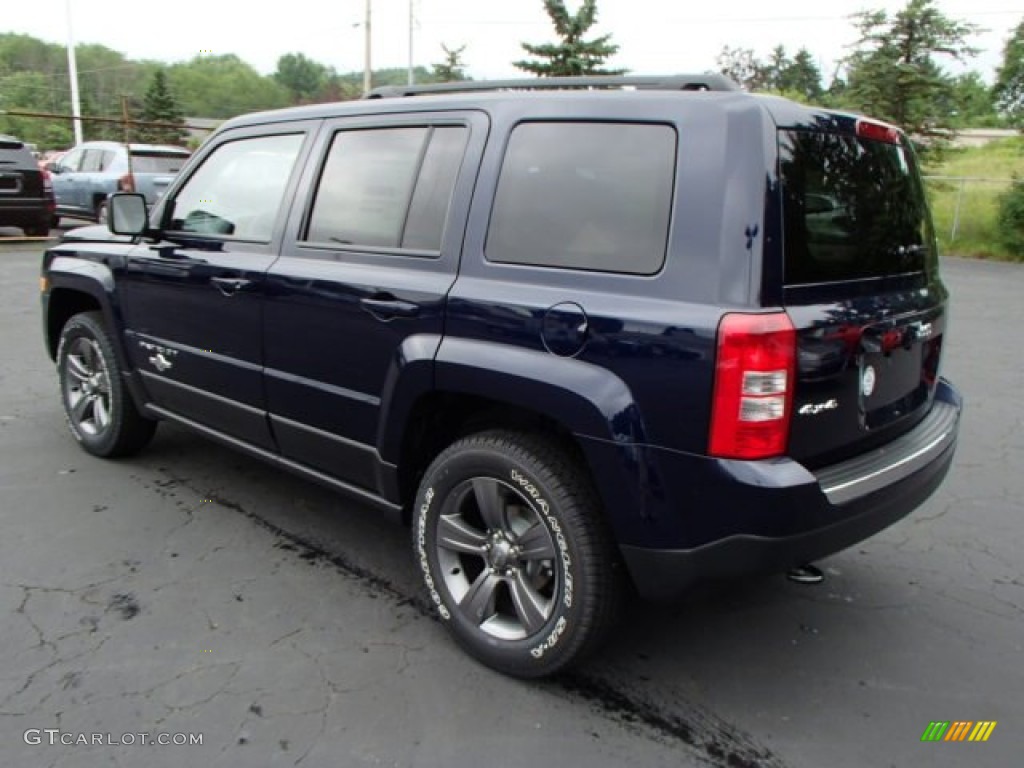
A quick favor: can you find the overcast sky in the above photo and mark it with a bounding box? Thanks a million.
[4,0,1021,84]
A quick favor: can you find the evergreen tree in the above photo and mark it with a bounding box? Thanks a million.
[777,49,824,103]
[432,44,469,82]
[994,19,1024,129]
[946,72,998,127]
[139,70,186,145]
[844,0,977,144]
[515,0,624,77]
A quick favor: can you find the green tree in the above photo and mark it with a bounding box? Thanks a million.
[994,19,1024,128]
[0,70,73,148]
[274,52,328,102]
[139,69,187,145]
[432,44,469,82]
[997,176,1024,257]
[167,54,290,118]
[777,48,824,103]
[844,0,978,144]
[946,71,999,127]
[515,0,624,77]
[715,46,768,90]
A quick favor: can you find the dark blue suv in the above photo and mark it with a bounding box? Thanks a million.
[40,76,962,677]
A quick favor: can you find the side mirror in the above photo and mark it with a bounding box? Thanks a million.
[108,193,149,236]
[47,162,63,174]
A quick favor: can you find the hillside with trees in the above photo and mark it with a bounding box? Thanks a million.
[0,0,1022,151]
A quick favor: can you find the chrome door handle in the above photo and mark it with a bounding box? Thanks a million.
[210,277,252,296]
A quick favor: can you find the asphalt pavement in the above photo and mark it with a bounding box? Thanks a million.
[0,233,1021,768]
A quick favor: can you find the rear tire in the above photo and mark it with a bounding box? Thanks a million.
[23,222,49,237]
[413,430,622,678]
[56,311,157,457]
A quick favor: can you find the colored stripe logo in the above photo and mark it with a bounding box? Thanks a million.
[921,721,997,742]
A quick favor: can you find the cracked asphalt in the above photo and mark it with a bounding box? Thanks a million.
[1,236,1021,768]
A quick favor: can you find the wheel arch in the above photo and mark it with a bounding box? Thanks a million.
[44,259,134,388]
[379,338,651,543]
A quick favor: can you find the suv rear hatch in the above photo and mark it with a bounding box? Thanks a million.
[775,117,946,468]
[0,136,46,201]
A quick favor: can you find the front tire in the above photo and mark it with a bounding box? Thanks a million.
[413,430,621,677]
[57,311,157,457]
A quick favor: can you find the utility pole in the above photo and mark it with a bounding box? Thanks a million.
[65,0,83,145]
[407,0,415,86]
[121,95,135,191]
[363,0,372,96]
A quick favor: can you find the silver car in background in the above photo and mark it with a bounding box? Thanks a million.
[48,141,190,225]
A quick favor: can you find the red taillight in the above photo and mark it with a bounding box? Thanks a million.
[856,118,901,145]
[709,312,797,460]
[118,173,136,192]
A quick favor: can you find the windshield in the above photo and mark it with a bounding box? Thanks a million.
[779,130,934,286]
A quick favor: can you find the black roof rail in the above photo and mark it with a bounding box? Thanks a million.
[365,74,740,99]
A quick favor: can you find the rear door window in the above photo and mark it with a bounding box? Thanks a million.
[304,125,468,251]
[779,131,933,285]
[486,122,677,275]
[80,149,105,172]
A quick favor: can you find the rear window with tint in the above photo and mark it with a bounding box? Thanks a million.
[486,122,676,275]
[779,130,933,285]
[130,152,189,173]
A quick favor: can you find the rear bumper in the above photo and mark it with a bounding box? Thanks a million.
[0,198,52,223]
[617,378,961,601]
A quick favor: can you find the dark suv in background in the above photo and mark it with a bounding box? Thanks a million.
[0,134,55,236]
[40,75,962,677]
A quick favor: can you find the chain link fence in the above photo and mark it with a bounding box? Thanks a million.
[923,175,1015,255]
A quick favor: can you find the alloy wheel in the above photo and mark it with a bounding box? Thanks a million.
[436,477,559,640]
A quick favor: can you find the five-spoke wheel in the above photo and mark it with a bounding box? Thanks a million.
[414,430,621,677]
[56,311,156,457]
[437,477,559,640]
[62,336,113,437]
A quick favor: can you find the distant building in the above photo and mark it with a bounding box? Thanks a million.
[953,129,1019,148]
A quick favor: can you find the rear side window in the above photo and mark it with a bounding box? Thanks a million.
[131,152,189,173]
[305,125,467,251]
[486,122,676,275]
[779,131,933,286]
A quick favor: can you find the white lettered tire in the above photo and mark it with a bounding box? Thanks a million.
[413,430,621,677]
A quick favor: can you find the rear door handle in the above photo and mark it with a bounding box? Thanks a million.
[360,295,421,319]
[210,277,252,296]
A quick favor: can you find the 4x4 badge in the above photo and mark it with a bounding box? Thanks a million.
[149,352,173,372]
[139,340,177,372]
[798,399,838,416]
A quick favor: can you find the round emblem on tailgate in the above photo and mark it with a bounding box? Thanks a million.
[862,365,877,397]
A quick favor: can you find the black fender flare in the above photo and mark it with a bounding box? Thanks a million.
[376,337,655,539]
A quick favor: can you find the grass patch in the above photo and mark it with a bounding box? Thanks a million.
[923,137,1024,260]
